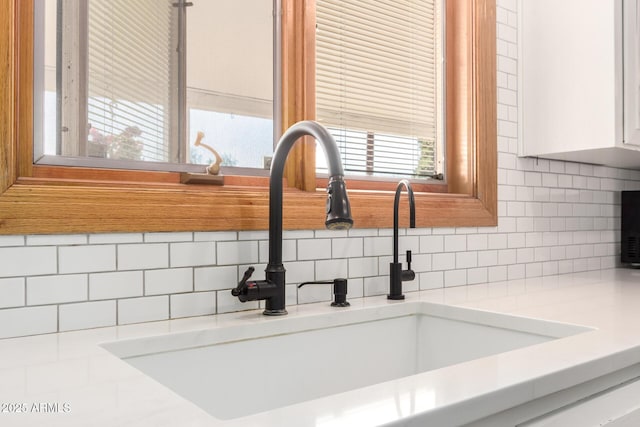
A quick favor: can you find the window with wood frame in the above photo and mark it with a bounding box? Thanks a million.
[0,0,496,235]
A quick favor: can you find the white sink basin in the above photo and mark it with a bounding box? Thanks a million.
[102,301,590,421]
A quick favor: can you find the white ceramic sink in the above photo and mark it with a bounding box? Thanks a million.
[102,302,590,421]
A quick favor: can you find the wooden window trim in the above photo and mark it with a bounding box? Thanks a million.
[0,0,496,235]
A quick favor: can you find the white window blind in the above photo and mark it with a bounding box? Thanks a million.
[87,0,178,162]
[316,0,441,178]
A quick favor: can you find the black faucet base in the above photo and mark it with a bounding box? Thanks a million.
[387,294,405,300]
[331,301,351,307]
[263,308,288,316]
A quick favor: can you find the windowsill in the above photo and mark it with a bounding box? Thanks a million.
[0,169,495,234]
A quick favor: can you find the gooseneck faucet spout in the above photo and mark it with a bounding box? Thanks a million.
[231,121,353,315]
[388,179,416,300]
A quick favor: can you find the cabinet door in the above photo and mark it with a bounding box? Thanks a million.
[519,0,621,157]
[625,0,640,146]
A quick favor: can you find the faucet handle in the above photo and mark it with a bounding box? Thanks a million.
[232,267,255,296]
[401,250,415,282]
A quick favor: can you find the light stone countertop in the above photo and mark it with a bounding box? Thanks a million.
[2,268,640,426]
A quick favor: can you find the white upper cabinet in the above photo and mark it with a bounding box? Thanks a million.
[519,0,640,168]
[624,0,640,147]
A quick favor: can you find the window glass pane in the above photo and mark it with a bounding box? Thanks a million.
[189,110,273,168]
[85,0,177,162]
[35,0,273,172]
[316,0,443,179]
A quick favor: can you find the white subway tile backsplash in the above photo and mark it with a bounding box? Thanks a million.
[419,271,444,290]
[456,252,478,269]
[259,239,296,263]
[488,266,508,282]
[516,248,535,264]
[525,232,543,248]
[526,263,543,278]
[558,260,574,274]
[0,306,57,339]
[347,228,378,237]
[467,234,488,251]
[315,229,349,239]
[534,247,551,262]
[487,233,508,250]
[378,256,392,276]
[398,236,420,254]
[420,235,444,253]
[432,227,456,235]
[298,238,332,260]
[549,161,565,174]
[445,270,467,287]
[27,274,87,305]
[468,267,488,285]
[170,292,215,318]
[542,174,558,188]
[516,186,534,201]
[348,257,379,278]
[332,238,363,259]
[216,290,258,314]
[238,231,269,241]
[194,231,237,242]
[217,241,259,266]
[297,282,332,304]
[118,296,168,325]
[59,245,115,274]
[89,233,143,244]
[507,264,526,280]
[497,216,517,233]
[444,235,466,252]
[411,253,432,273]
[118,243,168,271]
[516,217,535,233]
[478,250,498,267]
[26,234,87,246]
[346,277,364,299]
[0,235,25,247]
[550,246,566,261]
[498,249,517,265]
[542,261,559,276]
[0,278,25,308]
[194,266,237,292]
[433,253,455,271]
[315,259,348,281]
[283,230,315,239]
[89,271,143,300]
[145,268,192,295]
[284,261,315,284]
[379,228,401,237]
[363,276,387,297]
[362,236,393,257]
[507,233,526,248]
[0,247,57,278]
[59,301,116,332]
[525,202,543,217]
[144,232,193,243]
[534,217,551,232]
[170,242,216,267]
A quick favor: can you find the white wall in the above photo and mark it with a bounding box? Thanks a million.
[0,0,636,339]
